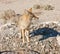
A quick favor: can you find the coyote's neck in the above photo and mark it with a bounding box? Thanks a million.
[23,14,32,21]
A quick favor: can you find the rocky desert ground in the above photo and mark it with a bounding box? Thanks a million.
[0,0,60,54]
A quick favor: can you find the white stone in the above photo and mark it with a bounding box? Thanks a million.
[56,35,60,45]
[6,37,9,40]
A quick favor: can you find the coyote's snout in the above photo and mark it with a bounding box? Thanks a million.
[18,8,38,43]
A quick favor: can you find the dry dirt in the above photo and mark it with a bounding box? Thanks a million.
[0,0,60,54]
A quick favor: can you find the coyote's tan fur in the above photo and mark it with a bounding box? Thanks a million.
[18,8,38,43]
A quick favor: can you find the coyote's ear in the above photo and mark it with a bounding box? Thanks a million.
[28,8,32,12]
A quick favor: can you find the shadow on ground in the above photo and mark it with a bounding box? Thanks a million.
[0,51,14,54]
[30,27,60,40]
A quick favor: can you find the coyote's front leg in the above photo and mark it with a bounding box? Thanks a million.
[21,29,25,43]
[25,29,30,42]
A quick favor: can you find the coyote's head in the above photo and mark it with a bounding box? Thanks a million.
[24,8,39,19]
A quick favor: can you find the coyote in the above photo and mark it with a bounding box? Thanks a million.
[18,8,38,43]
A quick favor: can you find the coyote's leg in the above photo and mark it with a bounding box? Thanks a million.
[25,29,30,42]
[20,29,22,39]
[21,29,25,43]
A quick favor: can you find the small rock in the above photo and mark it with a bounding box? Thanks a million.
[56,35,60,45]
[35,42,39,45]
[6,37,9,40]
[44,5,54,10]
[33,4,40,9]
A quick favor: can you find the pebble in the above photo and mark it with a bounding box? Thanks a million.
[0,11,60,54]
[56,35,60,45]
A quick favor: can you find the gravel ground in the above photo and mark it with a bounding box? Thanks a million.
[0,0,60,54]
[0,17,60,54]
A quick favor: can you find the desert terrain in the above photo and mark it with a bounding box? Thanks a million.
[0,0,60,54]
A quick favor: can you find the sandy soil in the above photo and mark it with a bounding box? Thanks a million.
[0,0,60,54]
[0,0,60,22]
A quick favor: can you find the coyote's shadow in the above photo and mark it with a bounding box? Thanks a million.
[30,27,60,40]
